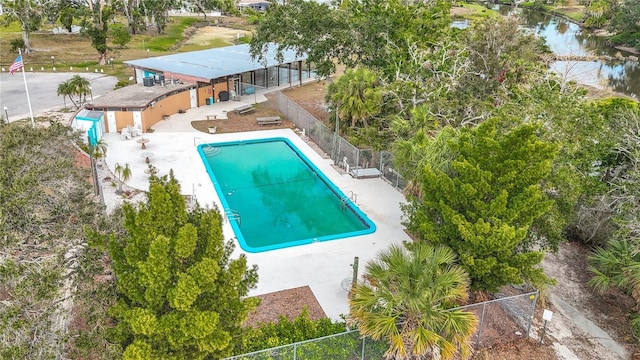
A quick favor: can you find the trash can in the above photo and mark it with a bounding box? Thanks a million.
[209,97,214,104]
[205,97,212,105]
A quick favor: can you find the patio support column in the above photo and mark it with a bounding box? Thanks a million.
[298,61,303,86]
[264,67,268,89]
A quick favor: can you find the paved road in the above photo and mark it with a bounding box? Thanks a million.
[0,72,118,123]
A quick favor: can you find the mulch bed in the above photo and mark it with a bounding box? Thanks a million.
[191,102,294,134]
[244,286,327,328]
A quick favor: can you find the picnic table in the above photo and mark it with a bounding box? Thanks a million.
[206,114,218,120]
[233,104,255,115]
[256,116,282,126]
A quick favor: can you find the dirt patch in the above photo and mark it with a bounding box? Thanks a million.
[471,338,557,360]
[543,241,638,359]
[184,26,251,47]
[281,81,332,122]
[244,286,327,328]
[191,102,294,134]
[451,6,475,17]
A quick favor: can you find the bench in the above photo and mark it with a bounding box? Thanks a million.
[256,116,282,126]
[206,114,218,120]
[233,104,255,115]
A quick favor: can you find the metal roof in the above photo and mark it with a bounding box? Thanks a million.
[76,108,104,120]
[124,43,307,81]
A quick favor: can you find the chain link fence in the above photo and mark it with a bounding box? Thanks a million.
[225,330,386,360]
[225,290,539,360]
[458,290,539,348]
[273,92,405,190]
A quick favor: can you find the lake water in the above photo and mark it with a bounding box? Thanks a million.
[517,9,639,98]
[455,5,639,98]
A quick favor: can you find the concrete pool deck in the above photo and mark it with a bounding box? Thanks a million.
[101,101,410,321]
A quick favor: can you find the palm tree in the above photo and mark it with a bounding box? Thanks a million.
[589,239,640,335]
[57,75,91,109]
[68,75,91,106]
[349,242,477,360]
[88,139,108,196]
[89,138,108,159]
[326,67,383,130]
[392,125,459,199]
[114,162,132,194]
[57,81,76,108]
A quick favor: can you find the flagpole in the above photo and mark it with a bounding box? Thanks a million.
[18,49,35,127]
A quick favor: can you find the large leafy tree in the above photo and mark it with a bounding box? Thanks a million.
[79,0,113,65]
[188,0,235,19]
[140,0,174,34]
[344,0,452,78]
[403,119,558,291]
[112,0,145,34]
[456,17,548,117]
[106,174,259,359]
[250,0,452,78]
[349,242,477,360]
[0,0,47,53]
[609,0,640,49]
[250,0,351,76]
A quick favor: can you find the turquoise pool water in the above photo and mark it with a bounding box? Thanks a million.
[198,138,376,252]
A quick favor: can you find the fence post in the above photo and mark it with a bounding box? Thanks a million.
[526,290,539,337]
[476,302,486,348]
[361,336,366,360]
[293,343,297,360]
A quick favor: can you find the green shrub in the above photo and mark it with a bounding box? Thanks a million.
[247,15,261,25]
[608,32,640,48]
[10,38,25,52]
[115,80,130,89]
[238,308,347,355]
[237,35,252,44]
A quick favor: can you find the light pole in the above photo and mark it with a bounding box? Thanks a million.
[88,86,93,101]
[110,57,114,70]
[51,55,55,68]
[3,106,8,124]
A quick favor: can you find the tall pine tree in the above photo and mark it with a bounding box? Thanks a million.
[403,119,557,291]
[107,173,259,359]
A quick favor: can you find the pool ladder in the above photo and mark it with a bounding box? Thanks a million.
[340,191,357,210]
[193,137,220,155]
[226,208,241,226]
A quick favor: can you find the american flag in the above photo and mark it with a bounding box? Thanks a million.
[9,55,23,75]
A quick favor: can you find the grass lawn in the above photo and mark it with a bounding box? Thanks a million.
[451,3,501,20]
[0,15,252,83]
[552,6,586,22]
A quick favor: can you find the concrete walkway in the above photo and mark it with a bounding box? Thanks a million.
[100,79,411,320]
[549,294,629,359]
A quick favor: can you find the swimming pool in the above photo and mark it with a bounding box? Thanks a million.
[198,137,376,252]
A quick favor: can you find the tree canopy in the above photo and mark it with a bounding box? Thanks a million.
[0,0,44,53]
[106,174,259,359]
[402,119,558,291]
[0,123,108,358]
[250,0,452,78]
